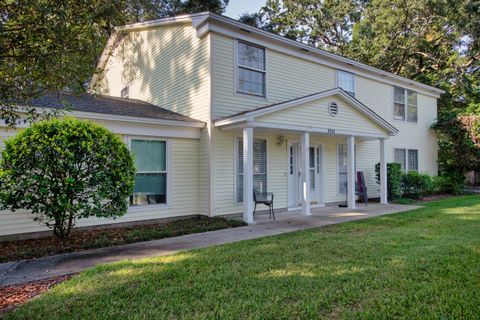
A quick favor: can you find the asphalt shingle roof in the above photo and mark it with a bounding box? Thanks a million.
[29,92,203,124]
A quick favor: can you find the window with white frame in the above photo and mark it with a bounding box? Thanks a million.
[236,138,267,202]
[338,144,348,194]
[338,144,357,194]
[121,86,130,99]
[394,148,418,172]
[130,139,167,206]
[237,41,266,97]
[394,86,417,122]
[337,70,355,97]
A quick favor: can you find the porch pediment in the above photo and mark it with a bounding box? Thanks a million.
[214,88,398,138]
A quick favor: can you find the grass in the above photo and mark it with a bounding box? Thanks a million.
[0,216,245,263]
[6,196,480,319]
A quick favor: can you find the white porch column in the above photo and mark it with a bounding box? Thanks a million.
[380,138,388,204]
[301,132,311,216]
[347,136,356,209]
[243,127,254,224]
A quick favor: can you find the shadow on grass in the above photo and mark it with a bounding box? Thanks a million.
[6,196,480,319]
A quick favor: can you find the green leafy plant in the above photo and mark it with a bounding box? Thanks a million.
[432,175,465,195]
[0,118,135,238]
[401,172,434,199]
[375,162,402,201]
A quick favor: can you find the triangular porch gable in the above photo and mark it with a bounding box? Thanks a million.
[255,93,392,137]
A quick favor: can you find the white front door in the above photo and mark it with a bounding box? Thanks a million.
[289,143,324,208]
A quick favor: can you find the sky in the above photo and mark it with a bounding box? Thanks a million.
[224,0,265,19]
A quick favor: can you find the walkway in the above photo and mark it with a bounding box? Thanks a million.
[0,203,420,286]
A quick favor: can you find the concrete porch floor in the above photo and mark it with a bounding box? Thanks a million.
[0,203,420,286]
[253,203,418,226]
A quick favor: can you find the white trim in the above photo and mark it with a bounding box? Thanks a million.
[214,88,398,135]
[91,12,444,97]
[205,14,444,97]
[336,143,347,197]
[380,138,388,204]
[346,136,356,209]
[221,121,389,139]
[243,127,254,224]
[393,86,418,123]
[336,69,356,97]
[301,132,311,216]
[234,135,268,204]
[126,136,172,209]
[70,110,205,128]
[207,33,215,216]
[234,40,268,99]
[394,147,419,172]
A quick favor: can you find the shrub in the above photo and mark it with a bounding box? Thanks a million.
[432,175,465,195]
[400,171,433,199]
[0,117,136,238]
[375,162,402,201]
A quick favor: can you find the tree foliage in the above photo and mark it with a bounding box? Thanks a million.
[250,0,480,178]
[0,0,228,126]
[0,118,136,238]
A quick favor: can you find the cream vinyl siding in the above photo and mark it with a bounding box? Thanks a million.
[0,137,200,237]
[212,34,335,119]
[212,130,370,216]
[96,24,210,122]
[212,129,287,215]
[256,96,387,136]
[355,75,438,176]
[198,127,210,215]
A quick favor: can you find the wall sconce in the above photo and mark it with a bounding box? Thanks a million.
[277,135,285,146]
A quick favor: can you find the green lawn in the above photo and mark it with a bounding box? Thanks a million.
[7,196,480,319]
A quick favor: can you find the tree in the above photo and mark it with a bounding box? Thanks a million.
[259,0,364,53]
[0,0,228,127]
[0,118,136,238]
[255,0,480,179]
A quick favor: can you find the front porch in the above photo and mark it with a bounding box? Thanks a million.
[252,203,419,226]
[214,88,398,224]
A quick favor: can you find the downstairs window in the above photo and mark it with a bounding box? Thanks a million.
[130,139,167,206]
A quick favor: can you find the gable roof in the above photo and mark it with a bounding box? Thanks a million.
[29,92,204,127]
[214,88,399,135]
[91,12,444,98]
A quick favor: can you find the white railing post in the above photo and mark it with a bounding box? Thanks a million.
[380,138,388,204]
[347,136,356,209]
[243,127,254,223]
[301,132,311,216]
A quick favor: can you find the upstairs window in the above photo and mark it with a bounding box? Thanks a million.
[337,70,355,97]
[121,86,130,99]
[394,87,417,122]
[237,41,266,97]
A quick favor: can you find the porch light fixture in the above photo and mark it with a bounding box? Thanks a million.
[277,135,285,146]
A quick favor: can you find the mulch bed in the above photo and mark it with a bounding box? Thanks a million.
[0,274,74,315]
[0,216,245,263]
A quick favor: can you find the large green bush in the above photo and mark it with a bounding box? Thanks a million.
[0,117,135,238]
[375,162,402,201]
[432,175,465,195]
[401,171,433,199]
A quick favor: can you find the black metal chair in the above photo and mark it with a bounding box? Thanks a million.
[356,171,368,206]
[253,190,275,220]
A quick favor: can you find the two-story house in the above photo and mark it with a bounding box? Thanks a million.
[0,12,444,237]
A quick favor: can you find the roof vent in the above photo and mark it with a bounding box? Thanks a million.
[328,101,339,117]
